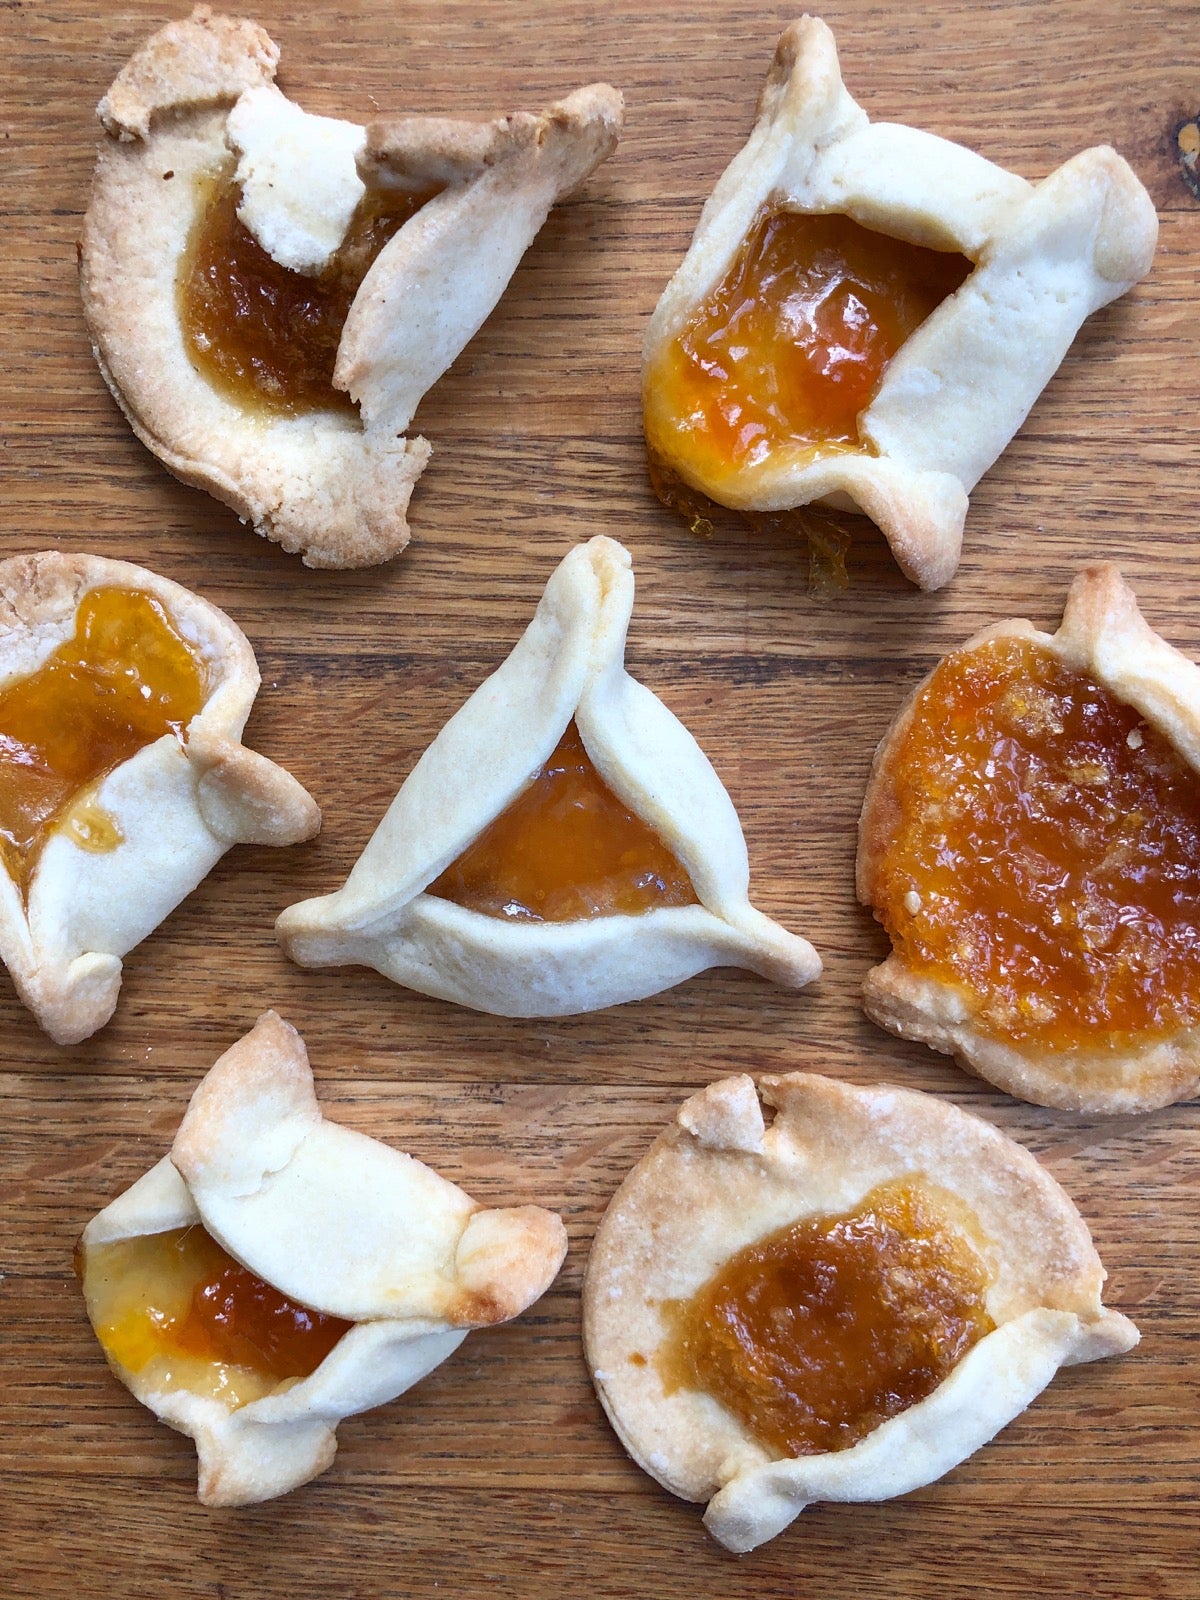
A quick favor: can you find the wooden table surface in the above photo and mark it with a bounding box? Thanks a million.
[2,1,1198,1595]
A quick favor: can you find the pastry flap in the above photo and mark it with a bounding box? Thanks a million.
[171,1012,564,1324]
[327,537,605,921]
[227,85,366,274]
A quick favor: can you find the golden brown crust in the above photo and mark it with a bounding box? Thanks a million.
[362,82,624,193]
[362,114,539,186]
[82,12,622,567]
[583,1072,1136,1550]
[97,5,278,140]
[858,564,1200,1112]
[81,91,430,568]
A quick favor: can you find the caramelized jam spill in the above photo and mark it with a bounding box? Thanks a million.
[647,448,853,599]
[659,1180,993,1459]
[870,636,1200,1050]
[179,178,438,415]
[80,1225,352,1410]
[644,208,972,496]
[427,721,698,921]
[0,588,206,897]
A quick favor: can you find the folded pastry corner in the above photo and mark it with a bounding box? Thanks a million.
[642,15,1157,590]
[82,7,623,567]
[277,534,820,1016]
[0,551,318,1045]
[859,563,1200,1112]
[583,1071,1137,1552]
[78,1010,568,1505]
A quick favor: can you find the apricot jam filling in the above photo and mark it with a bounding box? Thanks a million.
[427,721,698,922]
[869,636,1200,1051]
[179,177,438,416]
[658,1180,993,1459]
[644,208,972,496]
[80,1224,352,1410]
[0,587,206,897]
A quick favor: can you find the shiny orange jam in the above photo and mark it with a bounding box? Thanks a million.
[869,636,1200,1051]
[80,1224,352,1409]
[427,721,698,921]
[659,1180,993,1459]
[0,587,206,897]
[644,208,972,497]
[179,177,437,415]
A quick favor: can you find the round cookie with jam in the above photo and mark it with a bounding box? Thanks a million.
[583,1072,1136,1553]
[859,563,1200,1112]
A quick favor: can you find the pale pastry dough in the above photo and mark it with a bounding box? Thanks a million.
[859,564,1200,1113]
[0,552,318,1045]
[276,535,820,1015]
[583,1071,1137,1552]
[79,1010,568,1505]
[642,15,1157,590]
[81,6,623,567]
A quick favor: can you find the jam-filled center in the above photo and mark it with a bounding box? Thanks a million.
[179,177,437,416]
[80,1224,352,1410]
[658,1179,993,1459]
[644,208,972,493]
[0,587,206,898]
[868,635,1200,1050]
[427,721,698,922]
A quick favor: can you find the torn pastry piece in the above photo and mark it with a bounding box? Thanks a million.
[0,551,318,1045]
[583,1071,1137,1553]
[81,8,623,567]
[78,1010,567,1505]
[859,564,1200,1113]
[277,535,819,1015]
[643,15,1157,590]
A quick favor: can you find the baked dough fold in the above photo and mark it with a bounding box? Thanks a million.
[859,564,1200,1112]
[0,551,318,1044]
[276,535,820,1014]
[642,15,1157,590]
[583,1071,1136,1551]
[82,7,623,567]
[79,1010,568,1505]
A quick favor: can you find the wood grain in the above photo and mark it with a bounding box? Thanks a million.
[2,1,1199,1595]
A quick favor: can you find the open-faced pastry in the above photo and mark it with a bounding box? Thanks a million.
[78,1010,567,1505]
[642,15,1157,590]
[276,535,820,1015]
[859,564,1200,1113]
[583,1071,1136,1552]
[0,551,319,1045]
[81,7,623,567]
